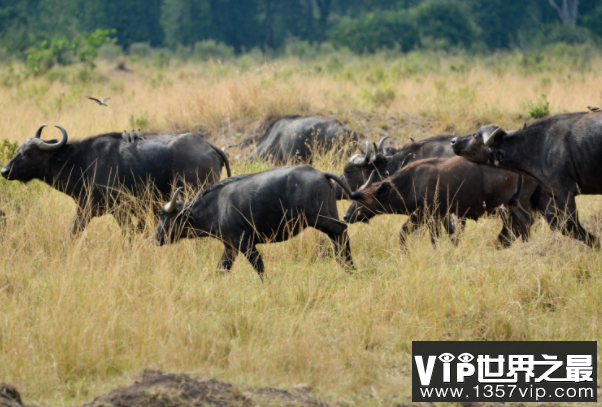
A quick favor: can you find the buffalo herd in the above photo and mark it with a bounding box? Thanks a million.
[1,111,601,279]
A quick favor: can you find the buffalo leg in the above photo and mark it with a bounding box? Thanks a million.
[442,215,464,246]
[312,218,354,270]
[496,208,515,248]
[217,245,238,274]
[546,193,599,248]
[399,211,423,248]
[326,231,354,271]
[509,204,532,242]
[429,217,442,246]
[242,245,265,281]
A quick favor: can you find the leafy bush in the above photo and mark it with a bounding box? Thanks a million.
[330,12,419,53]
[284,40,319,59]
[529,24,597,48]
[193,40,234,61]
[0,139,19,166]
[25,29,115,75]
[525,93,550,119]
[129,42,153,58]
[98,43,124,61]
[414,0,481,48]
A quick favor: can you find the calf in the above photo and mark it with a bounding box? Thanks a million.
[344,156,533,248]
[154,165,355,280]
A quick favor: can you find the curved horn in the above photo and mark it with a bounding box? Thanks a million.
[482,127,502,147]
[36,125,68,151]
[377,135,390,152]
[34,124,47,139]
[359,170,376,191]
[163,186,183,214]
[362,142,371,165]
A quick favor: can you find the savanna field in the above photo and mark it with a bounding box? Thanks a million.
[1,47,602,406]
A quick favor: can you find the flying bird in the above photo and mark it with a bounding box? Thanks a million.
[87,96,110,106]
[587,106,601,112]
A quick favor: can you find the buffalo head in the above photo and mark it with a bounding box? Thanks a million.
[1,125,68,182]
[450,124,508,165]
[343,171,393,223]
[337,141,388,198]
[154,187,196,245]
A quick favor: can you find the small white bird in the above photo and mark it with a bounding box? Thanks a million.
[87,96,110,106]
[587,106,601,112]
[135,129,144,140]
[122,130,131,143]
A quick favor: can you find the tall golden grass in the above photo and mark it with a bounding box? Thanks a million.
[1,52,602,405]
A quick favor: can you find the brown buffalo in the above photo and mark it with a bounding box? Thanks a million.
[344,156,533,248]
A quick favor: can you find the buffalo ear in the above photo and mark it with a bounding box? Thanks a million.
[371,153,388,175]
[375,182,392,198]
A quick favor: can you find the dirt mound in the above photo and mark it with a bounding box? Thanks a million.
[3,371,327,407]
[0,385,23,407]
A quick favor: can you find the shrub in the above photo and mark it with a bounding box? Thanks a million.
[525,93,550,119]
[129,42,153,58]
[329,12,419,54]
[0,139,19,166]
[98,43,124,61]
[529,24,598,48]
[284,40,319,59]
[25,29,115,75]
[193,40,234,61]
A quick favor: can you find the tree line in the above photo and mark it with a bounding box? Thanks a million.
[0,0,599,57]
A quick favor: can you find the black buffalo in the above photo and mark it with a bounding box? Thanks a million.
[344,157,533,248]
[451,111,602,247]
[248,115,358,163]
[154,165,355,280]
[1,125,231,234]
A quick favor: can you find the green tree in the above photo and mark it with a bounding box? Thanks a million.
[414,0,481,48]
[329,11,418,53]
[161,0,213,48]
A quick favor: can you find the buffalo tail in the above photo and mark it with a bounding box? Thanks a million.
[323,173,353,199]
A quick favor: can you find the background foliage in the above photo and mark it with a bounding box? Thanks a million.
[0,0,599,59]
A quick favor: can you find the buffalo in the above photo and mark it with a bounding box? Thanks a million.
[344,156,533,248]
[451,111,602,248]
[247,115,358,164]
[1,125,231,234]
[154,165,355,280]
[338,135,455,195]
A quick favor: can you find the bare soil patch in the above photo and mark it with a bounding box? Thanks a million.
[2,371,326,407]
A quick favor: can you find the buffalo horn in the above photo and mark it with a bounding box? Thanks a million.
[34,124,47,139]
[482,127,502,147]
[359,170,376,191]
[362,142,371,165]
[163,186,183,214]
[36,125,68,151]
[377,135,390,152]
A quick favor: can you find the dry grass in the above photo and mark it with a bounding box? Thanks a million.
[1,52,602,406]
